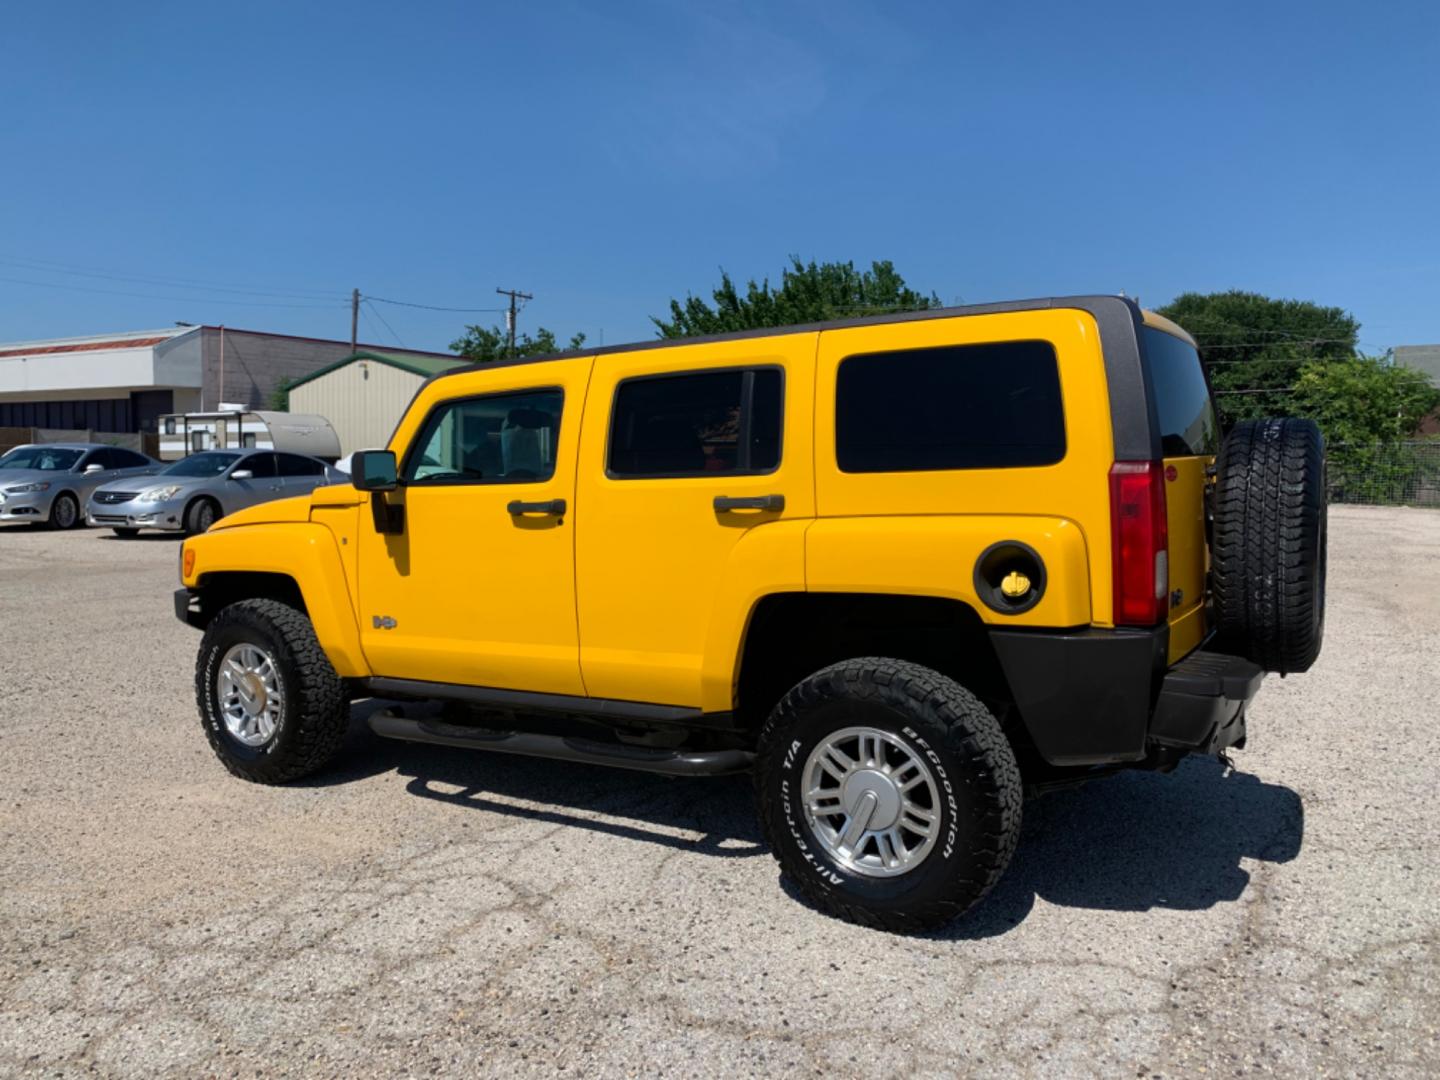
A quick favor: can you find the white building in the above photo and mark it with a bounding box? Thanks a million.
[0,326,459,437]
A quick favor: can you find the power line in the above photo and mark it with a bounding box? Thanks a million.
[365,296,506,312]
[0,255,345,301]
[364,300,407,349]
[358,304,390,349]
[0,273,348,309]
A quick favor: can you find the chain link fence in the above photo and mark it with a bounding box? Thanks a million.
[1328,442,1440,507]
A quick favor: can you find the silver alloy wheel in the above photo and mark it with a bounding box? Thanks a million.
[217,642,284,747]
[52,495,77,528]
[802,726,942,878]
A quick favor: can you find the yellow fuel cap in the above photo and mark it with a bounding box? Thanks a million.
[1000,570,1032,598]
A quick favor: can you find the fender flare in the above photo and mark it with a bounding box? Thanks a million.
[184,522,369,677]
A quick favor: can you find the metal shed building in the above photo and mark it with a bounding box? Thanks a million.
[287,350,466,456]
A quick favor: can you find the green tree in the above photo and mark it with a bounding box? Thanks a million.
[1158,291,1359,424]
[450,324,586,362]
[653,258,941,338]
[1290,353,1440,501]
[268,375,294,412]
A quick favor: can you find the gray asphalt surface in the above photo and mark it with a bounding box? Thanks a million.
[1,506,1436,1078]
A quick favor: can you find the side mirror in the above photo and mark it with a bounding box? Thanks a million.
[84,464,104,474]
[230,469,253,481]
[352,450,399,492]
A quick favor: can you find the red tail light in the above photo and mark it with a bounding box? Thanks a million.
[1109,461,1169,626]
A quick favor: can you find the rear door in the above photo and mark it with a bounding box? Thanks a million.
[574,335,816,709]
[1141,326,1220,662]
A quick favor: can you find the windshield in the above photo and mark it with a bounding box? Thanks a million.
[0,446,84,471]
[161,452,237,478]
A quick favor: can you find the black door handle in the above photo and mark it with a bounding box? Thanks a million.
[713,494,784,512]
[507,498,566,516]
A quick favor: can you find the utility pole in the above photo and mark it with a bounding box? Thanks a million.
[496,286,533,358]
[350,288,360,353]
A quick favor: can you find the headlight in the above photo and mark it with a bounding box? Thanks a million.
[137,485,183,502]
[5,482,50,493]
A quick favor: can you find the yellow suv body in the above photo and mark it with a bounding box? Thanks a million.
[177,295,1321,931]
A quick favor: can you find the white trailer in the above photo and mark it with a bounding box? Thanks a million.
[158,407,341,462]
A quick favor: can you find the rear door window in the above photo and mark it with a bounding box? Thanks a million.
[835,340,1065,472]
[607,368,782,478]
[1142,328,1219,456]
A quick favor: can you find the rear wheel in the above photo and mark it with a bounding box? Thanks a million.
[195,598,349,783]
[1212,417,1327,674]
[49,492,80,530]
[756,658,1022,932]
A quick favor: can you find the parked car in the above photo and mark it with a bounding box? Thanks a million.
[172,295,1328,932]
[88,449,344,536]
[0,442,163,530]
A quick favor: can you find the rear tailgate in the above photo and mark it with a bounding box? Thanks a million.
[1141,323,1220,664]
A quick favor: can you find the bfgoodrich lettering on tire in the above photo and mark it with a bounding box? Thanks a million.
[195,598,349,784]
[755,658,1022,932]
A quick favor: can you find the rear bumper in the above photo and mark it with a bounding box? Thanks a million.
[990,626,1263,766]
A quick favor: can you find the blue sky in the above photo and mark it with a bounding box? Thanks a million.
[2,1,1436,353]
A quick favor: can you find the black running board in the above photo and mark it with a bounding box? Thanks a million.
[368,710,754,776]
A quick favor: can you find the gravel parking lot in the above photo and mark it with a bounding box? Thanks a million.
[1,506,1436,1078]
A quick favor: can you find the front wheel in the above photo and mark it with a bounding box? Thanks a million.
[185,498,219,536]
[49,492,81,530]
[756,658,1022,932]
[195,598,349,783]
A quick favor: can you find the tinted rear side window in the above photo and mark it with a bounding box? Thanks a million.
[1143,328,1219,456]
[835,340,1065,473]
[609,368,782,478]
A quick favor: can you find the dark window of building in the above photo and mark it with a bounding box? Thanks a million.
[404,389,564,485]
[608,368,782,478]
[835,341,1065,473]
[277,453,324,477]
[164,418,177,435]
[1142,327,1219,457]
[242,433,257,448]
[191,430,207,453]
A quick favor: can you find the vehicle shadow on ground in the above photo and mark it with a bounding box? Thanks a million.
[321,704,1304,930]
[310,700,766,859]
[929,757,1305,940]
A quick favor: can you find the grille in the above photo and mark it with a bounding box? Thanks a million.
[94,491,138,505]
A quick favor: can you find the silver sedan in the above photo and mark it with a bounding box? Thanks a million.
[0,443,163,530]
[87,449,346,536]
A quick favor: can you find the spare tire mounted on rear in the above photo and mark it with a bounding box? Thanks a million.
[1211,417,1327,674]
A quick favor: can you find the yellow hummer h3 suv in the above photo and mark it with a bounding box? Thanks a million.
[176,296,1326,931]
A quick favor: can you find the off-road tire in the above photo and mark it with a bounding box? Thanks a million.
[195,598,348,783]
[1213,417,1327,674]
[756,658,1022,932]
[49,492,81,530]
[185,497,219,536]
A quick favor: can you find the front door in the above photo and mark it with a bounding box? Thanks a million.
[357,359,591,695]
[574,335,816,710]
